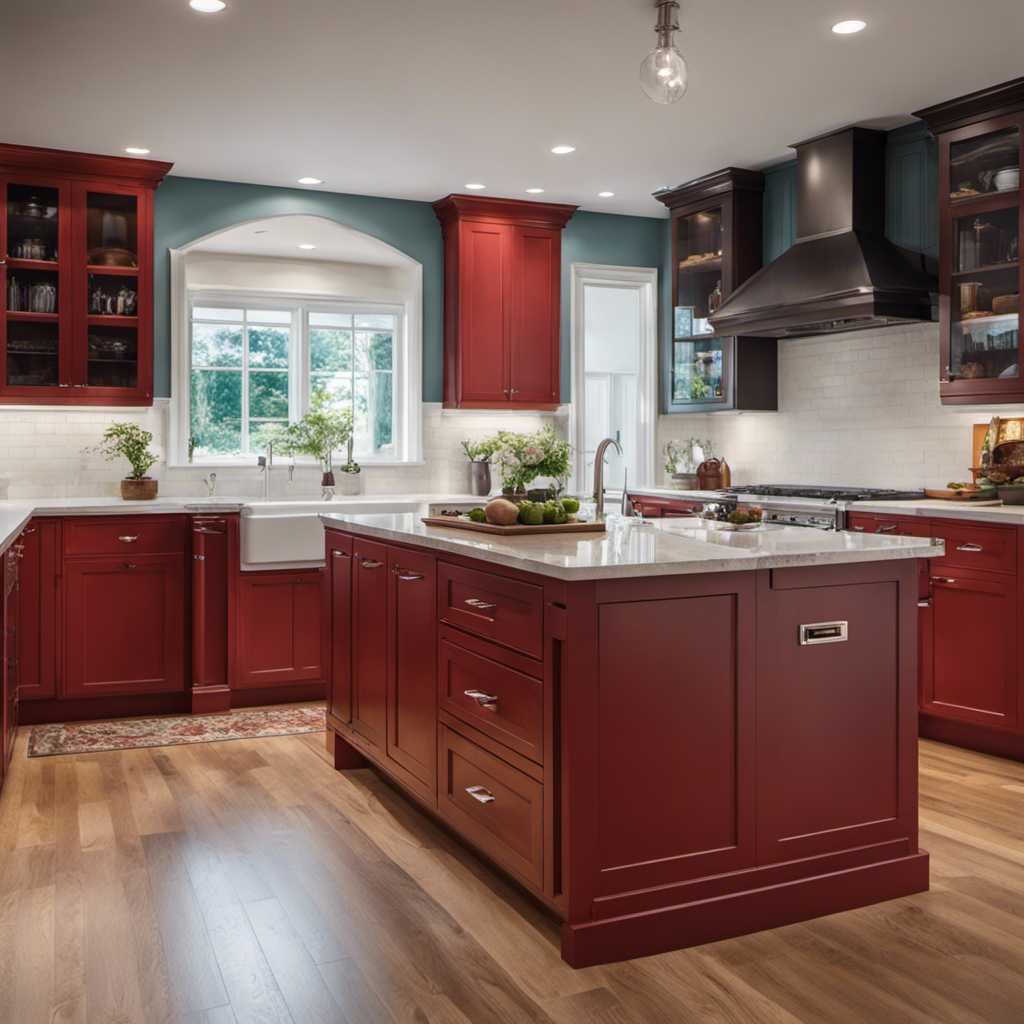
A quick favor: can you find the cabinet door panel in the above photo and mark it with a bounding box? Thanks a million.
[352,540,389,751]
[328,539,353,723]
[64,555,184,695]
[922,571,1017,727]
[458,222,512,403]
[16,519,61,699]
[510,226,559,404]
[191,519,231,690]
[238,571,324,688]
[595,586,757,893]
[387,547,437,799]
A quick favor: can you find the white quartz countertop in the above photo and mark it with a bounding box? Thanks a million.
[320,512,939,581]
[0,493,482,556]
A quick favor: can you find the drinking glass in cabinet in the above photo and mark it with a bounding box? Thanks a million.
[949,125,1019,201]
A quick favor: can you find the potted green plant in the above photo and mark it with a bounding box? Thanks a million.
[86,422,160,500]
[338,437,362,496]
[488,426,572,502]
[256,392,355,499]
[461,437,500,496]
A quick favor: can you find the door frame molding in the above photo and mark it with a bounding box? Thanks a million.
[569,263,658,489]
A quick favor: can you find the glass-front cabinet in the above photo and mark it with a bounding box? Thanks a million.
[0,145,171,405]
[916,82,1024,404]
[656,168,777,413]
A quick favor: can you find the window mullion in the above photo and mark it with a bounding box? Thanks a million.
[240,312,250,456]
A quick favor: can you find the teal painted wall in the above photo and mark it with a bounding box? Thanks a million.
[153,177,666,400]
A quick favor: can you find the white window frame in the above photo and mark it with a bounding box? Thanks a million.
[183,289,409,466]
[168,218,423,470]
[569,263,659,488]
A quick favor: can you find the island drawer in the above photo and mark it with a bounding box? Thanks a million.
[438,562,544,658]
[439,636,544,764]
[438,723,544,889]
[930,522,1016,575]
[64,516,186,556]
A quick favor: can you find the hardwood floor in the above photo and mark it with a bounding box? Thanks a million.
[2,726,1023,1024]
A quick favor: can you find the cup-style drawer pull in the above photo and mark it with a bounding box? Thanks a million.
[332,549,351,558]
[360,559,384,569]
[392,566,425,580]
[465,785,495,804]
[464,597,497,614]
[119,535,139,543]
[464,689,498,711]
[955,543,983,552]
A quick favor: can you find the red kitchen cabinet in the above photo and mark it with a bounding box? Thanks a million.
[191,515,238,712]
[432,194,576,410]
[238,569,325,689]
[327,535,353,723]
[4,542,19,775]
[0,145,172,406]
[351,539,389,751]
[16,518,61,700]
[922,568,1017,728]
[386,546,437,802]
[64,554,185,696]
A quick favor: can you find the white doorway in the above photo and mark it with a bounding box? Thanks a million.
[570,264,658,494]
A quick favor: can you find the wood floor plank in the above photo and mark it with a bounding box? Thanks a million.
[243,897,346,1024]
[316,957,394,1024]
[206,901,295,1024]
[141,831,230,1015]
[10,884,55,1024]
[15,754,55,848]
[180,1005,239,1024]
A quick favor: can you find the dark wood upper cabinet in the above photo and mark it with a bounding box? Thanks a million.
[655,168,777,413]
[432,194,576,410]
[0,143,172,406]
[915,78,1024,405]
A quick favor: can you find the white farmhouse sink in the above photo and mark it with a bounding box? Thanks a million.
[239,497,479,569]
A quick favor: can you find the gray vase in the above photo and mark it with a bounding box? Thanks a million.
[467,460,491,496]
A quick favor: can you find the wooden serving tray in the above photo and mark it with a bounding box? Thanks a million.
[421,515,606,536]
[923,488,1000,503]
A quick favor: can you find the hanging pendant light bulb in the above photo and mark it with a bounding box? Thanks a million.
[640,0,688,104]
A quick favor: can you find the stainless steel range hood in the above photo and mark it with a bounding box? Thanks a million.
[708,126,936,339]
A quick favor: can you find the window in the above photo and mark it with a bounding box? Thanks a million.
[187,295,402,462]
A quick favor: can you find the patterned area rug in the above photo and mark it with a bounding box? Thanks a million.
[27,705,326,757]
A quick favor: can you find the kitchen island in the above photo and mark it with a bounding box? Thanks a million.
[321,512,938,967]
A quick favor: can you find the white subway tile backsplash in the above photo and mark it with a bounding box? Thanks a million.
[659,322,1022,490]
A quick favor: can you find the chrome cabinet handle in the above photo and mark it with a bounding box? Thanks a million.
[932,577,956,584]
[392,566,425,580]
[878,524,898,533]
[193,554,205,561]
[72,383,89,388]
[464,689,498,711]
[119,534,138,543]
[332,549,351,558]
[57,383,72,387]
[120,562,136,570]
[956,543,983,552]
[851,526,865,531]
[917,599,931,608]
[360,559,383,569]
[464,597,497,614]
[465,785,495,804]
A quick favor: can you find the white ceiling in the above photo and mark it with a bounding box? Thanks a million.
[5,0,1024,217]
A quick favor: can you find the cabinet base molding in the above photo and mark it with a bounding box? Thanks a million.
[920,712,1024,763]
[561,850,930,969]
[191,685,232,715]
[327,729,368,769]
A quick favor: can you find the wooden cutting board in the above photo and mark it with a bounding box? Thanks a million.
[421,515,606,536]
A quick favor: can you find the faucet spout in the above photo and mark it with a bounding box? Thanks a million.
[593,437,623,516]
[257,440,274,500]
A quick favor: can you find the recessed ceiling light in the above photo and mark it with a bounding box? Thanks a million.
[831,19,866,33]
[189,0,226,11]
[297,176,323,185]
[124,146,150,155]
[551,145,576,155]
[525,188,545,194]
[298,244,316,250]
[598,191,615,197]
[465,183,486,190]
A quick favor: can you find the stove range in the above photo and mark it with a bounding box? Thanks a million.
[718,485,925,502]
[711,484,925,530]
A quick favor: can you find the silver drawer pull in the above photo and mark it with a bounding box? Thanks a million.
[932,577,956,584]
[464,597,497,614]
[193,554,205,561]
[119,535,139,543]
[392,566,425,580]
[917,599,931,608]
[465,785,495,804]
[332,549,351,558]
[360,559,384,569]
[464,689,498,711]
[878,524,898,533]
[955,543,983,552]
[120,562,136,570]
